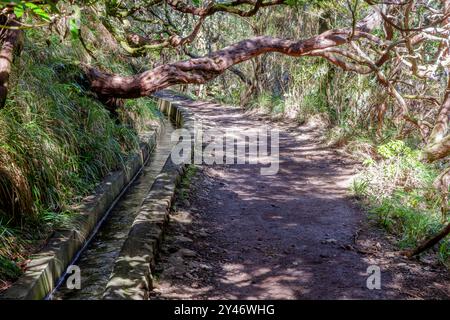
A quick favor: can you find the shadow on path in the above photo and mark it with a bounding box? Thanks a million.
[150,92,449,300]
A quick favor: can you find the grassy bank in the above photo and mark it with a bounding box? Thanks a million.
[0,19,159,287]
[351,140,449,262]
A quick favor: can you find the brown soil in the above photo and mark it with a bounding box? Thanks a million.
[150,94,449,300]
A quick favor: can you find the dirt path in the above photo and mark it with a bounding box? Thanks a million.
[150,93,449,300]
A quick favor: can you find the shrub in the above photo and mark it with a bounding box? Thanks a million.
[351,140,449,261]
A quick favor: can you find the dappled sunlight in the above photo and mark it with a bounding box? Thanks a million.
[2,0,450,302]
[148,92,449,300]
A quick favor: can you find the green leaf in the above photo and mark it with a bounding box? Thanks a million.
[13,4,25,18]
[69,5,81,40]
[25,2,51,22]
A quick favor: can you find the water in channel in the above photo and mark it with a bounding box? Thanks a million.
[51,118,176,300]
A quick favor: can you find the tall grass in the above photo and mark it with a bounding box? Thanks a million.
[0,20,158,280]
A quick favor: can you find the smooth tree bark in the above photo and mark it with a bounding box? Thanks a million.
[86,10,382,99]
[0,13,22,108]
[104,0,289,56]
[422,0,450,161]
[166,0,287,17]
[422,80,450,162]
[125,16,206,52]
[184,49,252,85]
[423,130,450,162]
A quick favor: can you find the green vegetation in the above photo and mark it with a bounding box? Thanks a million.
[173,164,198,210]
[351,140,449,261]
[0,14,159,282]
[0,0,449,291]
[0,256,21,281]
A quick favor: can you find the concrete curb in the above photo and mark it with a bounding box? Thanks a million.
[0,120,162,300]
[103,98,195,300]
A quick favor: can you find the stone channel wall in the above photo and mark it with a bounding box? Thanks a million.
[102,98,194,299]
[0,97,192,300]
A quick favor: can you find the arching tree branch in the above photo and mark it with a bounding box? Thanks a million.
[126,15,206,51]
[184,49,252,85]
[166,0,287,17]
[86,9,382,98]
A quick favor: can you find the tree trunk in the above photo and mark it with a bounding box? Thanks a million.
[0,13,22,108]
[423,135,450,162]
[423,81,450,162]
[422,0,450,161]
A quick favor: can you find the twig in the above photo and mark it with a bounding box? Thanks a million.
[403,223,450,258]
